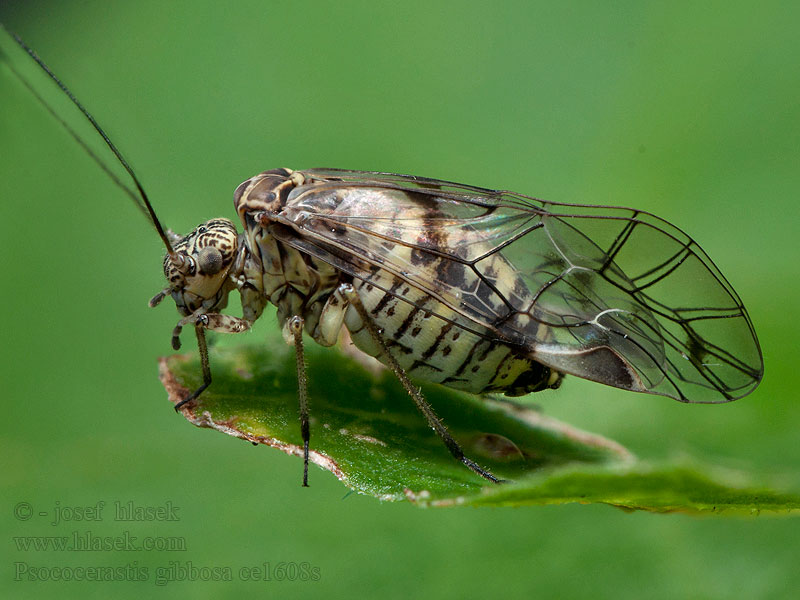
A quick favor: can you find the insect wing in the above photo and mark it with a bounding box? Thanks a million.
[276,170,763,403]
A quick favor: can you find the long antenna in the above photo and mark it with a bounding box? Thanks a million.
[1,22,176,257]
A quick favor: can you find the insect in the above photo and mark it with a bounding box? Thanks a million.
[7,26,764,485]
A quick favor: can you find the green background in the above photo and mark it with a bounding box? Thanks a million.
[1,0,798,597]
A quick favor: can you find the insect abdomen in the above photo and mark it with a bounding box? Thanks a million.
[344,269,558,396]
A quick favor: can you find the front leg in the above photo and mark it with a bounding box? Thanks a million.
[172,309,251,350]
[172,311,252,411]
[174,324,212,411]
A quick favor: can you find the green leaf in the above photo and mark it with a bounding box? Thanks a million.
[160,341,800,513]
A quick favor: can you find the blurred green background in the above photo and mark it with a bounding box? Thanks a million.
[1,1,798,598]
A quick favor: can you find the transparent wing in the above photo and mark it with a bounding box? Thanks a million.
[273,169,763,403]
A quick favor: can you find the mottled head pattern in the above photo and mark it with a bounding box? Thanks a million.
[164,218,239,314]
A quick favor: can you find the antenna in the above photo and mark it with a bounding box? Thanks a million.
[1,22,177,257]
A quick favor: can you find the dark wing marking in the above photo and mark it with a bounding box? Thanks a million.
[272,169,763,403]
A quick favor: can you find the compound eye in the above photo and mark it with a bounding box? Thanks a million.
[197,247,224,275]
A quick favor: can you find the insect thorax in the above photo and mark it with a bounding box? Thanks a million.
[229,168,561,398]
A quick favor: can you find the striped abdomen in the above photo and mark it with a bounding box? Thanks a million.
[343,262,560,397]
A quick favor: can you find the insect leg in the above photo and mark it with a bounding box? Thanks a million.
[174,324,212,411]
[172,313,251,411]
[170,311,251,350]
[339,283,501,484]
[285,316,311,487]
[311,286,349,347]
